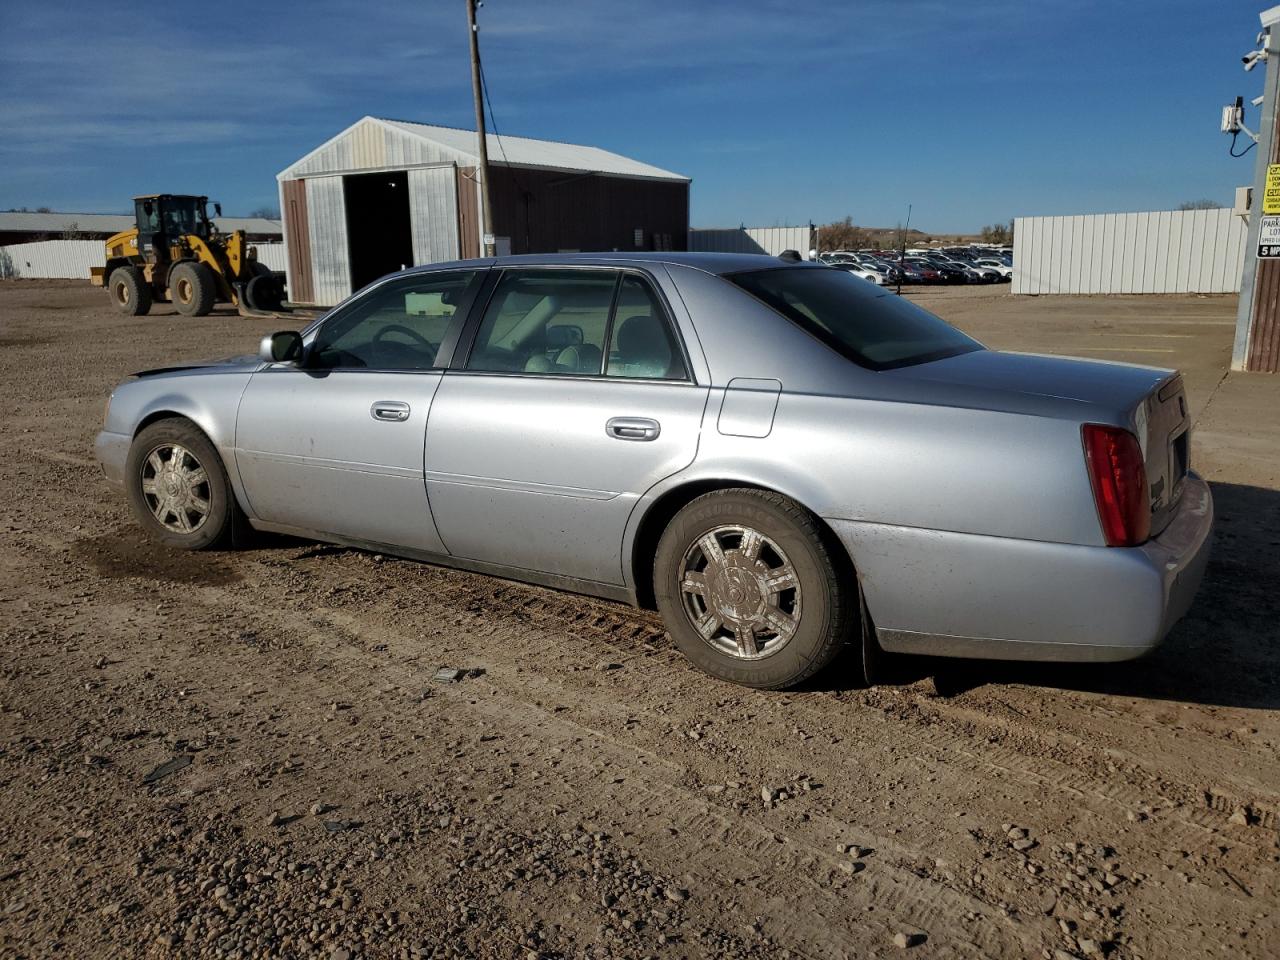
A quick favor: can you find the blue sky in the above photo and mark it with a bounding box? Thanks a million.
[0,1,1267,232]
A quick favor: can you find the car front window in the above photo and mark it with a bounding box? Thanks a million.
[309,271,479,370]
[728,267,983,370]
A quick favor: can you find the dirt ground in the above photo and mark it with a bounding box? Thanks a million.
[1,280,1277,960]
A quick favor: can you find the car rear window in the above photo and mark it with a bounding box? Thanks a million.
[728,267,982,370]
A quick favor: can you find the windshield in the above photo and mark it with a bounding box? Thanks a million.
[729,266,982,370]
[160,198,206,237]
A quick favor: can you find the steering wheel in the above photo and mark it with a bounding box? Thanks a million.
[372,323,434,366]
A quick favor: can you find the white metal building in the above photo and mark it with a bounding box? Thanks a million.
[0,211,282,245]
[0,239,288,280]
[1012,208,1248,295]
[277,116,690,306]
[688,226,815,259]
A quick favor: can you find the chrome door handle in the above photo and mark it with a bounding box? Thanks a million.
[606,416,661,441]
[371,400,410,422]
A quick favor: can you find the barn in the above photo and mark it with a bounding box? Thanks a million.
[277,116,690,305]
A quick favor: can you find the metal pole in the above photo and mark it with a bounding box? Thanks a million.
[467,0,495,257]
[897,203,911,296]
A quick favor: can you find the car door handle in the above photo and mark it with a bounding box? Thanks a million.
[606,417,661,441]
[371,400,411,422]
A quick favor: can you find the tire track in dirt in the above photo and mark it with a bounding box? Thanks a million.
[166,577,1045,959]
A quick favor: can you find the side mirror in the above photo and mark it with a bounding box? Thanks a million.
[214,202,222,217]
[259,330,303,364]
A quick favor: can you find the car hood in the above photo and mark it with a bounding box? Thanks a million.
[132,353,260,378]
[887,348,1173,411]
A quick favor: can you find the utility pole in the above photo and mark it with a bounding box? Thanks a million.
[896,203,911,296]
[1234,6,1280,371]
[466,0,495,257]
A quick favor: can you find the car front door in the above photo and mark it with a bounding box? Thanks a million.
[233,269,484,552]
[424,267,709,585]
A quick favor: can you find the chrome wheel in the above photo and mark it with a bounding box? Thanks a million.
[679,524,802,660]
[139,443,210,534]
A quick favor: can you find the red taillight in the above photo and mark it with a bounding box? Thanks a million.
[1082,424,1151,547]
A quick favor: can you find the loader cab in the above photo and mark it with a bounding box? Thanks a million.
[134,194,215,257]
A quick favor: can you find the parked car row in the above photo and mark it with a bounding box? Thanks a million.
[818,246,1013,285]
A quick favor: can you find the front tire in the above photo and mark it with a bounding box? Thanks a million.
[169,261,216,317]
[125,419,244,550]
[109,266,151,316]
[654,489,854,689]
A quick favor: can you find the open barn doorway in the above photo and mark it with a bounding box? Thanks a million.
[344,170,413,292]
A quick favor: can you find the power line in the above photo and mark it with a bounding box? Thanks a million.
[478,53,533,251]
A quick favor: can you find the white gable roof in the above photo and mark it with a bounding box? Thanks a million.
[279,116,688,182]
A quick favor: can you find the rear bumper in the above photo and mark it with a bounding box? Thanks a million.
[95,430,131,487]
[828,472,1213,662]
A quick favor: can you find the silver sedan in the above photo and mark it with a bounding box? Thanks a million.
[95,253,1213,689]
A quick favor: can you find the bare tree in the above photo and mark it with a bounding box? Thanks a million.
[1177,199,1222,211]
[60,221,89,240]
[817,216,873,252]
[246,206,280,219]
[980,220,1014,244]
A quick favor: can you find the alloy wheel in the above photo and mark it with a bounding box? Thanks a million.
[139,443,211,533]
[679,524,802,660]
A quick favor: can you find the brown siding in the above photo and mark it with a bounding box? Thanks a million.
[456,167,481,260]
[281,179,314,304]
[486,167,688,256]
[1250,258,1280,371]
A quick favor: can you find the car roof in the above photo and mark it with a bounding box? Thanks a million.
[394,251,825,278]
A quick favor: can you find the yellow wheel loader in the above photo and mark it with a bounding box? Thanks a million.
[91,194,285,317]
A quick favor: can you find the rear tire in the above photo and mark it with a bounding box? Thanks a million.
[654,489,853,689]
[125,419,246,550]
[169,261,216,317]
[109,266,151,316]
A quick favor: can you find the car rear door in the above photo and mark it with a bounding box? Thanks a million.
[233,269,484,552]
[424,266,709,585]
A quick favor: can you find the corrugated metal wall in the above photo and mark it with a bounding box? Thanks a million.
[488,166,688,254]
[305,175,351,306]
[0,239,286,279]
[0,240,104,278]
[688,226,814,258]
[407,167,460,265]
[1012,209,1247,295]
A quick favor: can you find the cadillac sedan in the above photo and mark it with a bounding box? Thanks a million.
[95,252,1213,690]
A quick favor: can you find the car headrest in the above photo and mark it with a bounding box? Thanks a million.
[554,343,602,374]
[616,315,671,366]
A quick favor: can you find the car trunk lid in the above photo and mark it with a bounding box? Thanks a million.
[888,349,1190,538]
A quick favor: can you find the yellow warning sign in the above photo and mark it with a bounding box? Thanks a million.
[1265,164,1280,215]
